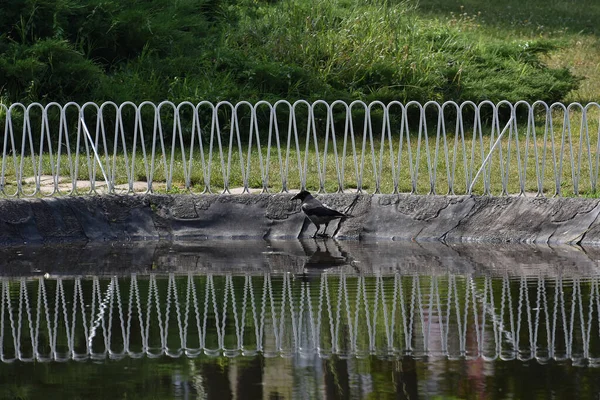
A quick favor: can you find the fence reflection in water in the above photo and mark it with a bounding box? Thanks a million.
[1,272,599,365]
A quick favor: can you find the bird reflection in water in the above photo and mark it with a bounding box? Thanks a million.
[298,238,358,277]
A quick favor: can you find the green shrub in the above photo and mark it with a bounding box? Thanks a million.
[0,39,103,102]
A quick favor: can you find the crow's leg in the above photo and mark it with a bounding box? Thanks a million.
[311,221,321,238]
[320,221,330,237]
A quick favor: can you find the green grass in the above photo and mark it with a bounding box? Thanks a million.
[415,0,600,103]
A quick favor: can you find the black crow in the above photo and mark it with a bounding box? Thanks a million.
[291,190,351,238]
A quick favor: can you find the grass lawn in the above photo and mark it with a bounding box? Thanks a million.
[414,0,600,103]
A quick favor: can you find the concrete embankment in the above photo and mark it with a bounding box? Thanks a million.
[1,193,600,246]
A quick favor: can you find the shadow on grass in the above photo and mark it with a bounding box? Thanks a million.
[414,0,600,37]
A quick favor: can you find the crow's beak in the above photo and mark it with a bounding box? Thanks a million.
[291,193,301,201]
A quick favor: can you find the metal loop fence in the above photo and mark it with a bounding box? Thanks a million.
[0,272,599,364]
[1,100,600,196]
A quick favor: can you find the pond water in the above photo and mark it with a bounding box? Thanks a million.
[1,240,600,399]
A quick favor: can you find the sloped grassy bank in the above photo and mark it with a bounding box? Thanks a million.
[0,0,578,105]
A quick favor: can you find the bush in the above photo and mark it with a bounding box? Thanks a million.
[0,39,103,102]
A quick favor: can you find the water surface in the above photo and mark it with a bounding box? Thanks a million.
[1,240,599,399]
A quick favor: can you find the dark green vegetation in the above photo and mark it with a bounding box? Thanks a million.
[0,0,585,105]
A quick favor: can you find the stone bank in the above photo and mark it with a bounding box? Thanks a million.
[1,194,600,246]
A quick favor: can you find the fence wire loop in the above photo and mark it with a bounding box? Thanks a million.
[1,100,599,196]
